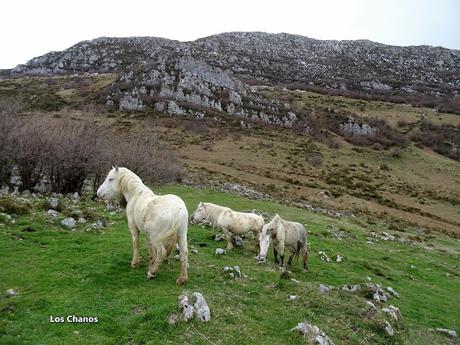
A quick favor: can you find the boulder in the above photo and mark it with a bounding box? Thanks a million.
[291,322,335,345]
[342,284,361,293]
[384,320,394,336]
[61,217,76,229]
[46,209,59,217]
[178,295,194,321]
[436,328,457,338]
[382,305,401,321]
[5,289,17,297]
[48,197,60,210]
[191,292,211,322]
[215,248,226,255]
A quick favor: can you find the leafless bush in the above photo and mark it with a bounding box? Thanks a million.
[1,116,185,193]
[0,96,26,116]
[183,120,210,135]
[410,120,460,161]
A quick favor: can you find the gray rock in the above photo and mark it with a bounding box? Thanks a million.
[318,284,333,294]
[233,266,242,278]
[46,209,59,217]
[5,289,17,297]
[215,248,226,255]
[342,284,361,293]
[288,295,298,301]
[48,197,60,210]
[178,295,194,321]
[386,287,400,298]
[436,328,457,338]
[291,322,335,345]
[78,217,87,224]
[61,217,76,229]
[214,234,225,241]
[318,251,331,262]
[191,292,211,322]
[232,235,244,247]
[335,254,344,263]
[382,305,401,321]
[384,320,394,336]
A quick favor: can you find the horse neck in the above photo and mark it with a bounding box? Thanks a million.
[118,170,149,202]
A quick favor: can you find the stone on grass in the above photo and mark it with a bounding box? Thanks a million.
[335,255,344,263]
[191,249,198,254]
[288,295,298,301]
[191,292,211,322]
[71,192,80,202]
[386,287,400,298]
[342,284,361,293]
[48,197,60,210]
[366,301,377,310]
[291,322,335,345]
[318,251,331,262]
[178,295,194,321]
[46,209,59,217]
[382,305,401,321]
[318,284,333,294]
[232,235,244,247]
[214,234,225,241]
[78,217,87,224]
[436,328,457,338]
[61,217,76,229]
[215,248,226,255]
[5,289,17,297]
[384,320,394,336]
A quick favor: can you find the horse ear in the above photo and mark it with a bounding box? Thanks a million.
[115,165,119,171]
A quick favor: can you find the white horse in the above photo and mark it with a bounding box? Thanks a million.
[190,202,264,250]
[257,214,308,271]
[97,166,189,285]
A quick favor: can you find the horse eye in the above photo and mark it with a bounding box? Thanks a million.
[109,178,114,182]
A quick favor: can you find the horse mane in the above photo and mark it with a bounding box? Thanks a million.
[117,167,152,198]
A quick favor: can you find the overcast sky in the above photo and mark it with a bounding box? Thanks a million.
[1,0,458,69]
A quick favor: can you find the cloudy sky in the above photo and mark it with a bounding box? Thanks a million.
[1,0,458,68]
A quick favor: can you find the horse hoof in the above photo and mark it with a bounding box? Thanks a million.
[147,272,157,279]
[176,276,188,285]
[131,262,140,269]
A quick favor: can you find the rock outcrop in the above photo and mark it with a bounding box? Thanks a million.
[7,32,460,98]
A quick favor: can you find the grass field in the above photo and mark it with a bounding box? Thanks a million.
[1,186,459,345]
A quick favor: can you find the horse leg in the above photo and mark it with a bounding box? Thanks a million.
[176,223,188,285]
[223,228,234,250]
[253,229,260,253]
[278,242,285,268]
[147,243,167,279]
[302,244,309,272]
[273,247,279,264]
[128,217,140,269]
[287,247,295,266]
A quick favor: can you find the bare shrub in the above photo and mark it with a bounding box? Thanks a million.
[1,116,185,193]
[410,120,460,161]
[183,120,210,135]
[0,96,26,115]
[391,147,402,158]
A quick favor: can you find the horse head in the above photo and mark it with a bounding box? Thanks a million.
[97,166,122,200]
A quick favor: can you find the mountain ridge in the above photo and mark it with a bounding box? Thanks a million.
[4,32,459,99]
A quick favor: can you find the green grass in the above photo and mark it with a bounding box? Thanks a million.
[0,186,458,345]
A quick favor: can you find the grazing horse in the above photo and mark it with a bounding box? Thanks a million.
[190,202,264,250]
[257,214,308,271]
[97,166,189,285]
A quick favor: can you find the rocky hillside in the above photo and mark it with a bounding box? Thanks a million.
[3,32,460,120]
[6,32,460,98]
